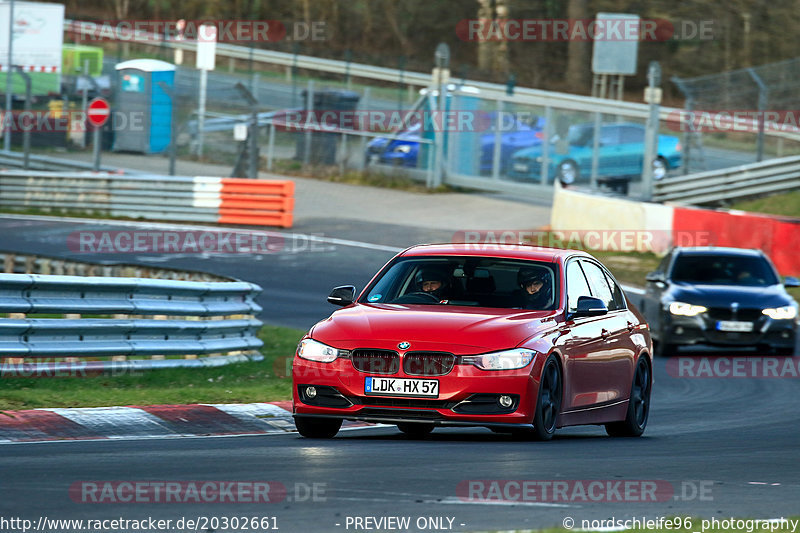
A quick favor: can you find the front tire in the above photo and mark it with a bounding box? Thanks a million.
[532,355,562,441]
[294,416,342,438]
[606,356,651,437]
[397,422,434,438]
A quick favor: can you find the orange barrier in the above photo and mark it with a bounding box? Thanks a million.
[218,178,294,228]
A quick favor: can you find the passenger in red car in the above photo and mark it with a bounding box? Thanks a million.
[516,268,553,309]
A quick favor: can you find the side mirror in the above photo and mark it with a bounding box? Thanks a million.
[645,271,665,284]
[327,285,356,307]
[571,296,608,318]
[784,276,800,288]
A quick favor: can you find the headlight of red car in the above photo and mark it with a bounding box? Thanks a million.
[461,348,537,371]
[297,338,341,363]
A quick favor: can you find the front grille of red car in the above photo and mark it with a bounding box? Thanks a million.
[402,351,456,376]
[351,349,400,374]
[354,397,455,409]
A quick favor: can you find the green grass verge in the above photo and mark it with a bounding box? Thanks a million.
[730,190,800,219]
[0,324,303,411]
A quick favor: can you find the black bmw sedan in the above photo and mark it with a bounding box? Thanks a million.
[641,247,799,356]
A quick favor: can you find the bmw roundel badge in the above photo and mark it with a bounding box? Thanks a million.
[398,341,411,350]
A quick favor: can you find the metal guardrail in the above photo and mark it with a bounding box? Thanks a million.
[0,273,263,358]
[0,150,127,173]
[653,155,800,205]
[0,170,295,227]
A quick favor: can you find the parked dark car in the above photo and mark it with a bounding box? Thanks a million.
[366,115,545,174]
[641,247,799,356]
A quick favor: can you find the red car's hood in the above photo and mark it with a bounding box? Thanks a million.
[311,303,559,354]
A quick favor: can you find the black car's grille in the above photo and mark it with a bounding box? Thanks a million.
[402,352,456,376]
[703,331,762,344]
[707,307,763,322]
[351,349,399,374]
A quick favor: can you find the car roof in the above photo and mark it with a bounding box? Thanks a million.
[674,246,765,257]
[400,243,589,262]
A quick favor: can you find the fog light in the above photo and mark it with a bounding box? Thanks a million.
[675,326,684,335]
[498,395,513,408]
[306,386,317,399]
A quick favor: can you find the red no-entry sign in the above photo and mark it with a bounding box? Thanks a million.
[87,98,111,128]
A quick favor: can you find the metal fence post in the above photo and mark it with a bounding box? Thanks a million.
[491,99,503,180]
[541,106,552,185]
[13,67,31,169]
[358,87,370,172]
[267,121,275,171]
[157,81,177,176]
[747,68,768,162]
[590,111,601,190]
[304,80,313,166]
[641,61,662,202]
[234,82,259,179]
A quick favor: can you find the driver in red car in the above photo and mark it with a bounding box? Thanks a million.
[416,268,451,300]
[516,268,553,309]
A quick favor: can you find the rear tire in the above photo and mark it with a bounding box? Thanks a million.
[532,355,562,441]
[397,422,434,438]
[606,356,651,437]
[294,416,342,438]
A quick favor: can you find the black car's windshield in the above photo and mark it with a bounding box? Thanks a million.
[361,256,558,309]
[670,254,778,286]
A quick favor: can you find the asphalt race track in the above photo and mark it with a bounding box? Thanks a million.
[1,214,799,532]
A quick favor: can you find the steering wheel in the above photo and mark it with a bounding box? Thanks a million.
[391,291,441,304]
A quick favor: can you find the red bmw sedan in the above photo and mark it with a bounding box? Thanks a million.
[292,244,653,440]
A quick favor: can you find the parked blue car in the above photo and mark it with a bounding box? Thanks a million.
[507,122,682,184]
[366,114,545,174]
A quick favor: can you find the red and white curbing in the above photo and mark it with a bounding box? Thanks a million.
[0,402,373,444]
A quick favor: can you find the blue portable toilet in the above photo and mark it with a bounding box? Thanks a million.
[113,59,175,154]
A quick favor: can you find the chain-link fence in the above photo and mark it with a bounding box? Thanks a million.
[672,57,800,173]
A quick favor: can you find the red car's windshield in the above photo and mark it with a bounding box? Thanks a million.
[360,256,559,310]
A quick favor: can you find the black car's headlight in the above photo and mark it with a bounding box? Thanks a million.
[762,306,798,320]
[669,302,707,317]
[297,339,341,363]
